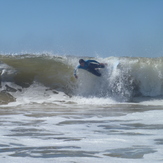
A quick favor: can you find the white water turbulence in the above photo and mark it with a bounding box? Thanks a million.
[0,54,163,163]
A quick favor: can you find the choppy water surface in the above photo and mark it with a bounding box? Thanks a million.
[0,103,163,163]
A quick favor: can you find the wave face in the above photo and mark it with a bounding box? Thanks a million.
[0,54,163,105]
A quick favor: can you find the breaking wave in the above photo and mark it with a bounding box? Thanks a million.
[0,53,163,105]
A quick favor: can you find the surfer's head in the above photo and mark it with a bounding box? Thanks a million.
[79,59,85,67]
[79,59,85,64]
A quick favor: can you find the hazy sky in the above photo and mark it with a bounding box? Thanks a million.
[0,0,163,57]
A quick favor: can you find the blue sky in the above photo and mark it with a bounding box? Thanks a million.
[0,0,163,57]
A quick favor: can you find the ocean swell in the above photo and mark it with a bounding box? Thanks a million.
[0,54,163,105]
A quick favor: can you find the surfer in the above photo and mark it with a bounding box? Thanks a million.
[74,59,106,79]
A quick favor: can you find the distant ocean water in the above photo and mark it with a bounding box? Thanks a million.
[0,53,163,162]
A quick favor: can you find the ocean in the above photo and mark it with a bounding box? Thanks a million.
[0,53,163,162]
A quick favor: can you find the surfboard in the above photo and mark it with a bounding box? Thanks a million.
[87,68,101,77]
[87,63,107,77]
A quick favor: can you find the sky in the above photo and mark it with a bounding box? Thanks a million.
[0,0,163,57]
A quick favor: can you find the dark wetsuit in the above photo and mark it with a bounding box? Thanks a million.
[74,60,105,77]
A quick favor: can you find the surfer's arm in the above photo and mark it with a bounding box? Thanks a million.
[87,60,100,64]
[74,66,79,79]
[88,60,107,67]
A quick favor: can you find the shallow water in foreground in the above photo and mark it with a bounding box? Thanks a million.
[0,103,163,163]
